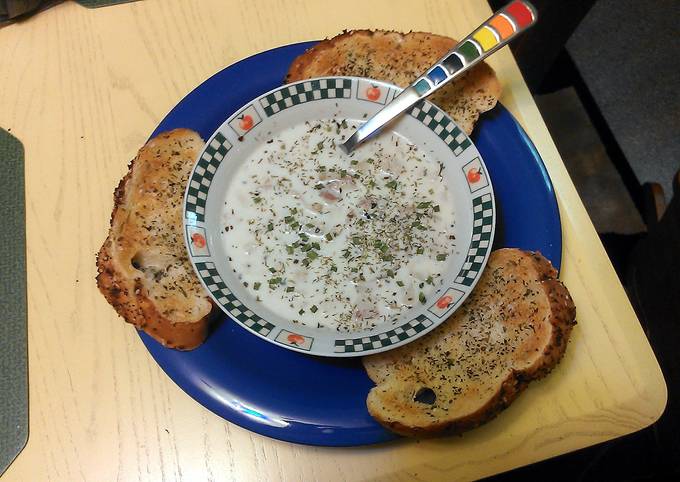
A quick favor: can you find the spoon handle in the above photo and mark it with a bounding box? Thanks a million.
[341,1,537,154]
[412,0,537,97]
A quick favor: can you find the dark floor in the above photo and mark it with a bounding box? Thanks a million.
[566,0,680,199]
[535,87,645,235]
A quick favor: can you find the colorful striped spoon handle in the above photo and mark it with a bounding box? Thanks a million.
[341,0,537,154]
[412,0,537,96]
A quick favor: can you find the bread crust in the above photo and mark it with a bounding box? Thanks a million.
[363,249,576,436]
[285,30,502,135]
[96,129,213,350]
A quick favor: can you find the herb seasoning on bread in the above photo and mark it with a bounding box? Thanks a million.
[96,129,213,350]
[363,249,576,436]
[286,30,502,135]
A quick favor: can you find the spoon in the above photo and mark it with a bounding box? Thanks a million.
[340,0,537,154]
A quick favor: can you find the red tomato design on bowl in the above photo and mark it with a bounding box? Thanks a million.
[287,333,305,345]
[239,114,254,131]
[467,168,482,184]
[366,85,381,101]
[436,295,453,309]
[191,232,206,248]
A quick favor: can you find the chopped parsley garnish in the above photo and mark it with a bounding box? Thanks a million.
[374,240,389,253]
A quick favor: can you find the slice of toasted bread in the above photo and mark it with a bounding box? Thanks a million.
[96,129,213,350]
[363,248,576,436]
[285,30,502,135]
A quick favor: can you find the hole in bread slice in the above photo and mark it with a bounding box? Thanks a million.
[414,387,437,405]
[131,251,174,281]
[131,253,143,270]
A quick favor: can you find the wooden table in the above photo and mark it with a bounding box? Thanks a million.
[0,0,666,480]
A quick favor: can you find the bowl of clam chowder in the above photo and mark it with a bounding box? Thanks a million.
[183,77,495,356]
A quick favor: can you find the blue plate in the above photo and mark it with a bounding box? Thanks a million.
[141,41,562,447]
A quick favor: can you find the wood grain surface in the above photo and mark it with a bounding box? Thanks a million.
[0,0,666,480]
